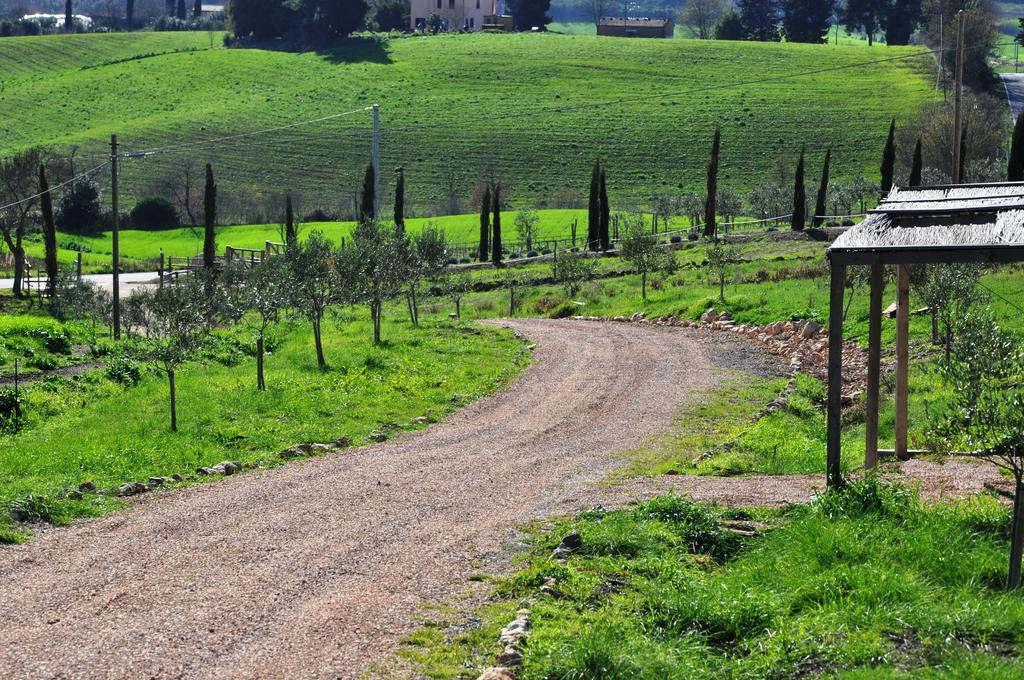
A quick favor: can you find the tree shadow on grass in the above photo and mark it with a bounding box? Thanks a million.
[240,36,393,66]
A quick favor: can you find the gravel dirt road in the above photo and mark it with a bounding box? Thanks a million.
[0,318,782,679]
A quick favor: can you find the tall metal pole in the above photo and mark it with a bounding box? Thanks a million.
[372,104,381,221]
[952,11,965,184]
[110,134,121,340]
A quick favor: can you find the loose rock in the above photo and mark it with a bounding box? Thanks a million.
[118,482,148,497]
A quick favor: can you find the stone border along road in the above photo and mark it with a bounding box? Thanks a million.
[0,318,788,679]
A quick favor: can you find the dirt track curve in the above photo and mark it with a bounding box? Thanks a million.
[0,319,785,679]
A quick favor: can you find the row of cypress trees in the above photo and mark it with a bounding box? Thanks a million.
[476,181,504,266]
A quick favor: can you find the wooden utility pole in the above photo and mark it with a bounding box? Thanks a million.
[111,134,121,340]
[895,264,910,459]
[864,263,884,469]
[952,11,965,183]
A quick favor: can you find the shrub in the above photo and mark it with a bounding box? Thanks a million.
[0,387,23,433]
[105,356,143,386]
[670,235,683,244]
[129,197,180,230]
[56,181,102,235]
[32,329,72,355]
[532,293,562,314]
[633,494,738,558]
[9,494,55,523]
[814,476,916,521]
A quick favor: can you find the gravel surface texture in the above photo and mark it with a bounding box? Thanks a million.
[0,318,775,679]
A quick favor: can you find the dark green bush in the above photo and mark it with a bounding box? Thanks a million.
[129,197,180,230]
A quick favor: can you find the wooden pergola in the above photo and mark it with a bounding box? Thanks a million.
[825,183,1024,488]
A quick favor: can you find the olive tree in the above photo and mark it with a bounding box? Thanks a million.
[226,256,290,391]
[514,207,539,254]
[444,271,473,320]
[286,231,338,369]
[704,239,740,302]
[336,221,408,345]
[935,309,1024,590]
[125,276,209,432]
[551,249,597,298]
[915,264,988,361]
[405,225,448,326]
[619,213,676,301]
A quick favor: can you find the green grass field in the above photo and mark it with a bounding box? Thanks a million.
[0,31,936,213]
[405,482,1024,677]
[0,311,527,542]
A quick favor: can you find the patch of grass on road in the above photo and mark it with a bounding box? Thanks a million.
[408,482,1024,678]
[0,313,527,543]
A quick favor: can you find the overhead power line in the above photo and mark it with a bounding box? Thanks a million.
[0,162,108,214]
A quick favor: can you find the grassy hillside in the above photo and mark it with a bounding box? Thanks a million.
[0,31,935,214]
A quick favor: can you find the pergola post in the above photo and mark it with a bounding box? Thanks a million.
[827,259,846,488]
[895,264,910,459]
[864,263,884,469]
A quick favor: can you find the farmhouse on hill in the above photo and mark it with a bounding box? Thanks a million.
[411,0,497,31]
[597,17,675,38]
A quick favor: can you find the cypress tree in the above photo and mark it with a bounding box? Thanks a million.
[1009,111,1024,182]
[880,118,896,196]
[478,184,490,262]
[587,160,600,251]
[394,168,405,232]
[193,0,202,17]
[491,182,502,266]
[909,138,923,187]
[958,122,969,183]
[813,148,831,228]
[285,193,296,244]
[359,162,375,223]
[65,0,73,32]
[792,148,806,231]
[203,164,216,271]
[703,127,721,238]
[599,168,610,251]
[176,0,186,19]
[127,0,134,27]
[38,165,58,297]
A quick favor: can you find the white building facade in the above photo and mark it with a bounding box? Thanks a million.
[410,0,495,31]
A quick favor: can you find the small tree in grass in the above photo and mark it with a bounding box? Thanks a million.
[916,263,987,361]
[619,213,676,301]
[500,269,524,316]
[704,238,740,302]
[405,225,448,325]
[336,221,408,344]
[227,257,290,391]
[551,249,597,298]
[514,207,539,254]
[445,271,473,320]
[286,231,337,369]
[394,168,405,232]
[936,309,1024,590]
[125,276,209,432]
